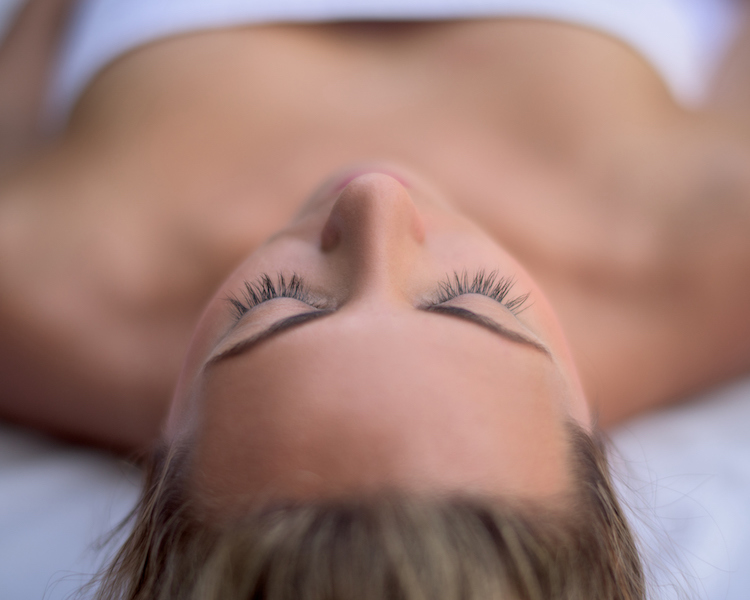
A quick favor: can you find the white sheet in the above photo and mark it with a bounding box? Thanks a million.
[0,426,140,600]
[1,376,750,599]
[612,377,750,600]
[0,0,26,41]
[46,0,744,126]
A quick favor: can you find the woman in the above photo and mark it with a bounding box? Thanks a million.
[1,0,750,597]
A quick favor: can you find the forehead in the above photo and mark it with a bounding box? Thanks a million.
[190,310,572,505]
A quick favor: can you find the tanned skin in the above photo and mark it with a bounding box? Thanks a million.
[2,8,750,452]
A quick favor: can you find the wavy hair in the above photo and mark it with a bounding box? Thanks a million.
[90,424,644,600]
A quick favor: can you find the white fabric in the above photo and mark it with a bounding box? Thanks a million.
[47,0,744,125]
[2,378,750,600]
[612,379,750,600]
[0,0,27,42]
[0,425,140,600]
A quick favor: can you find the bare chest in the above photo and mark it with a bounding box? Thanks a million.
[50,19,693,320]
[70,19,672,218]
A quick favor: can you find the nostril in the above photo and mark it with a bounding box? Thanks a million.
[412,212,426,244]
[320,172,425,252]
[320,212,341,251]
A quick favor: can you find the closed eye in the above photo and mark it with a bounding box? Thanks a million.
[209,296,548,367]
[430,270,530,315]
[226,273,326,321]
[227,269,531,323]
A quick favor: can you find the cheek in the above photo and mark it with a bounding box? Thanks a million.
[517,282,588,422]
[424,232,511,270]
[509,270,569,355]
[245,239,324,275]
[166,296,229,438]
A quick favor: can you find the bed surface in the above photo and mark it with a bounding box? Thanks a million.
[2,376,750,600]
[0,427,140,600]
[612,377,750,600]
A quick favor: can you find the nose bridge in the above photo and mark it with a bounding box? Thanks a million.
[321,173,425,295]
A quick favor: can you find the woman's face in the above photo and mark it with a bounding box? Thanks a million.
[168,165,590,510]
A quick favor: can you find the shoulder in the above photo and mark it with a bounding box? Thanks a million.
[0,0,77,169]
[542,116,750,424]
[0,150,179,450]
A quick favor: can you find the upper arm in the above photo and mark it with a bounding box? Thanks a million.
[0,0,77,169]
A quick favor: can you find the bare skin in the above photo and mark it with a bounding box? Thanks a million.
[0,0,76,167]
[168,170,591,507]
[2,15,750,455]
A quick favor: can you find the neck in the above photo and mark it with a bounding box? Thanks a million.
[1,19,718,447]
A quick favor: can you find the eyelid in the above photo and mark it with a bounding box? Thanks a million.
[216,298,327,354]
[237,296,316,319]
[422,294,523,331]
[227,269,530,323]
[226,273,325,322]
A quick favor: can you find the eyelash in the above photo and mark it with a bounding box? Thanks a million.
[227,269,530,320]
[433,270,530,315]
[227,273,324,320]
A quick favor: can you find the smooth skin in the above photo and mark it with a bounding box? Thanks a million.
[2,8,750,501]
[168,169,589,508]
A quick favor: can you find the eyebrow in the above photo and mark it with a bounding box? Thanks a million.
[207,304,550,367]
[422,304,550,356]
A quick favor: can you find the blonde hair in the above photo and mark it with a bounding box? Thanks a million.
[91,425,644,600]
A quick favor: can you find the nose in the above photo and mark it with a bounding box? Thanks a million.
[320,173,426,296]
